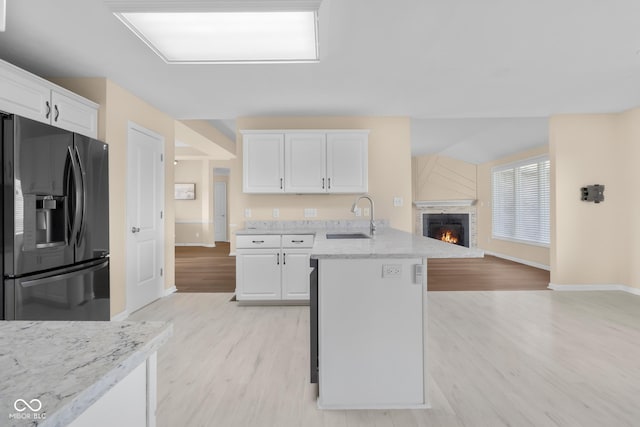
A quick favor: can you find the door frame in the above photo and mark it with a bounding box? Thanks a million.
[214,180,228,242]
[125,121,165,313]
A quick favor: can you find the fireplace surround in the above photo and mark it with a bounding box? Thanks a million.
[424,213,469,247]
[414,200,477,248]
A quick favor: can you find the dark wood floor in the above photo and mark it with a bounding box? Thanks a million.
[175,243,236,293]
[428,255,550,291]
[175,245,549,293]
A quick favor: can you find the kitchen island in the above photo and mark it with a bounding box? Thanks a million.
[237,222,482,410]
[311,227,482,409]
[0,320,172,427]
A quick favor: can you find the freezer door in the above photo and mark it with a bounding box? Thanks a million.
[73,134,109,261]
[3,115,75,276]
[5,259,110,320]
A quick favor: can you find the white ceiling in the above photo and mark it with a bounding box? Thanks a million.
[1,0,640,163]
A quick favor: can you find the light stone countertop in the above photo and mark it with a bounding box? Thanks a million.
[236,225,484,259]
[0,320,172,427]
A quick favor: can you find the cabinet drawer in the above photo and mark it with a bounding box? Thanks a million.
[236,235,281,249]
[282,234,315,248]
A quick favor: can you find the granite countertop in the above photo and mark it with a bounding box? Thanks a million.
[236,224,484,259]
[313,228,483,259]
[0,321,172,427]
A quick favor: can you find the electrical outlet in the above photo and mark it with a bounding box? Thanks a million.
[196,232,199,237]
[304,208,317,218]
[273,208,280,218]
[382,264,402,278]
[354,207,362,217]
[363,207,370,216]
[393,197,403,207]
[244,208,252,218]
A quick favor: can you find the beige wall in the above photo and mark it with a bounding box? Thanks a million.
[477,146,550,268]
[550,110,637,287]
[174,160,214,245]
[412,155,477,202]
[174,160,233,245]
[229,117,413,252]
[52,78,176,316]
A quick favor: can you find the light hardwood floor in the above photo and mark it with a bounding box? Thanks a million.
[129,291,640,427]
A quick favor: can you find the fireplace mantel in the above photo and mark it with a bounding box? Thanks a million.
[414,199,477,209]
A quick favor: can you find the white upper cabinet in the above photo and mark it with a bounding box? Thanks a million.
[243,130,368,194]
[0,59,98,138]
[284,132,327,193]
[243,133,285,193]
[51,90,98,138]
[326,132,368,193]
[0,63,51,122]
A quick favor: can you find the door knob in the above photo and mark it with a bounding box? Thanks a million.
[131,227,140,233]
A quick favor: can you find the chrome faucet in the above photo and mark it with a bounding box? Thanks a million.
[351,195,376,235]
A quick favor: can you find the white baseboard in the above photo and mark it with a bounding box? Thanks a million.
[548,283,640,296]
[482,250,550,271]
[111,310,130,321]
[163,286,177,296]
[175,243,216,247]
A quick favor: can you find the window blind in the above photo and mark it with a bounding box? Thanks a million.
[492,156,550,246]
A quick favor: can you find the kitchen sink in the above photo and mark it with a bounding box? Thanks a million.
[325,232,371,239]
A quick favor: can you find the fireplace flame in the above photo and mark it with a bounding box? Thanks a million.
[441,231,459,244]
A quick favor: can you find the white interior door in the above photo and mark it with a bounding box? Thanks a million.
[126,122,164,313]
[214,181,227,242]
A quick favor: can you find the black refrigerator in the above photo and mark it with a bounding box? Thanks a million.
[1,114,110,320]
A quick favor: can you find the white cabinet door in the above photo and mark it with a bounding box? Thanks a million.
[51,90,98,138]
[284,133,327,193]
[326,132,368,193]
[281,250,311,300]
[236,250,282,300]
[0,62,50,124]
[243,133,285,193]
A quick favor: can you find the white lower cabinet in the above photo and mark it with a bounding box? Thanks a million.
[236,249,282,300]
[236,234,313,302]
[281,250,311,300]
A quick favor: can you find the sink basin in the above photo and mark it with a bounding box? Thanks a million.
[325,232,371,239]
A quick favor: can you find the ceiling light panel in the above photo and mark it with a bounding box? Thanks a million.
[116,11,319,63]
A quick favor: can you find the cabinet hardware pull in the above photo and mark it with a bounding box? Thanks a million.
[280,178,283,189]
[54,105,60,122]
[328,178,331,189]
[252,240,265,244]
[283,253,286,265]
[277,253,280,265]
[45,101,51,119]
[291,240,304,243]
[322,178,325,189]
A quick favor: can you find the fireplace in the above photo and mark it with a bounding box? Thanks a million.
[424,213,469,248]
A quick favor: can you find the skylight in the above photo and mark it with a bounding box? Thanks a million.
[115,10,319,64]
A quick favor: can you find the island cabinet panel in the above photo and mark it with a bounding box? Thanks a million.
[284,132,327,193]
[318,257,426,409]
[242,133,285,193]
[0,59,99,138]
[242,130,368,194]
[68,354,156,427]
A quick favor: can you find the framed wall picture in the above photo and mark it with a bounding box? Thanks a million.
[175,183,196,200]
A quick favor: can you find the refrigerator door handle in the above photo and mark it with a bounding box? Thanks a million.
[68,146,83,243]
[74,146,86,244]
[19,259,109,288]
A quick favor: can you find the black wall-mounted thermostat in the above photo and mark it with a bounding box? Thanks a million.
[581,184,605,203]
